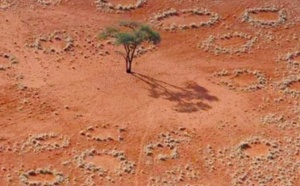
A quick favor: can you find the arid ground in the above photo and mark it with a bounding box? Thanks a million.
[1,0,300,185]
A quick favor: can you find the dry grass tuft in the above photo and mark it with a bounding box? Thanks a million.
[95,0,146,13]
[37,0,61,6]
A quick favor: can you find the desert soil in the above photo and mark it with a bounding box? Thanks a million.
[1,0,300,185]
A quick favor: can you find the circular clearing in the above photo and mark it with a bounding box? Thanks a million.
[19,168,65,186]
[238,137,279,159]
[200,32,257,55]
[75,149,135,176]
[278,75,300,97]
[217,136,294,185]
[240,143,269,157]
[21,132,70,153]
[242,7,287,27]
[213,69,267,92]
[95,0,146,12]
[153,8,220,31]
[144,130,192,161]
[144,143,179,161]
[80,124,126,142]
[26,31,74,54]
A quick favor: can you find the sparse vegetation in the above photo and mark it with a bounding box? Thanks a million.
[20,132,70,153]
[200,32,257,55]
[2,1,300,186]
[26,30,74,54]
[149,164,200,185]
[144,129,193,163]
[20,168,65,185]
[79,123,126,142]
[212,136,300,185]
[242,6,287,27]
[75,148,136,178]
[277,75,300,97]
[212,69,267,92]
[37,0,61,5]
[0,0,15,9]
[95,0,147,13]
[0,52,18,70]
[151,8,220,31]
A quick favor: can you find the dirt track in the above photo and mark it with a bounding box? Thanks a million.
[1,0,300,185]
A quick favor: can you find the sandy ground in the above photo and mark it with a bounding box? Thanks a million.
[1,0,300,185]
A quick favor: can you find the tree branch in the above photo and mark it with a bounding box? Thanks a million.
[123,44,130,62]
[129,44,137,63]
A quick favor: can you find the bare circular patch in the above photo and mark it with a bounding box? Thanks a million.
[216,136,300,185]
[212,69,267,92]
[26,31,74,54]
[95,0,146,13]
[242,7,287,28]
[145,142,179,161]
[75,149,135,177]
[144,129,192,162]
[239,141,271,158]
[21,132,70,153]
[200,32,257,55]
[80,123,126,142]
[152,8,220,31]
[278,75,300,97]
[19,168,65,186]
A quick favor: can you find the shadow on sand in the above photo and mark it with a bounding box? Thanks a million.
[132,73,219,113]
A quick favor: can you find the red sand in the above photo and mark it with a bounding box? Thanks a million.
[1,0,300,185]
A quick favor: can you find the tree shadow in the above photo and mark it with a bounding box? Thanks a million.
[131,73,219,113]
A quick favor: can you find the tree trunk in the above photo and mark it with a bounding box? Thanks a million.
[124,44,136,74]
[126,60,131,73]
[126,45,135,74]
[128,60,132,73]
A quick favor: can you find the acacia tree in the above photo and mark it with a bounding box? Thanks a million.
[100,21,161,73]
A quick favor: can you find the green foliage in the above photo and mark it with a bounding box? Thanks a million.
[98,26,119,39]
[139,25,161,44]
[99,20,161,73]
[115,32,136,45]
[99,20,161,46]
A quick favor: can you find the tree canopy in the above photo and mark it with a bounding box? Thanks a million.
[100,21,160,73]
